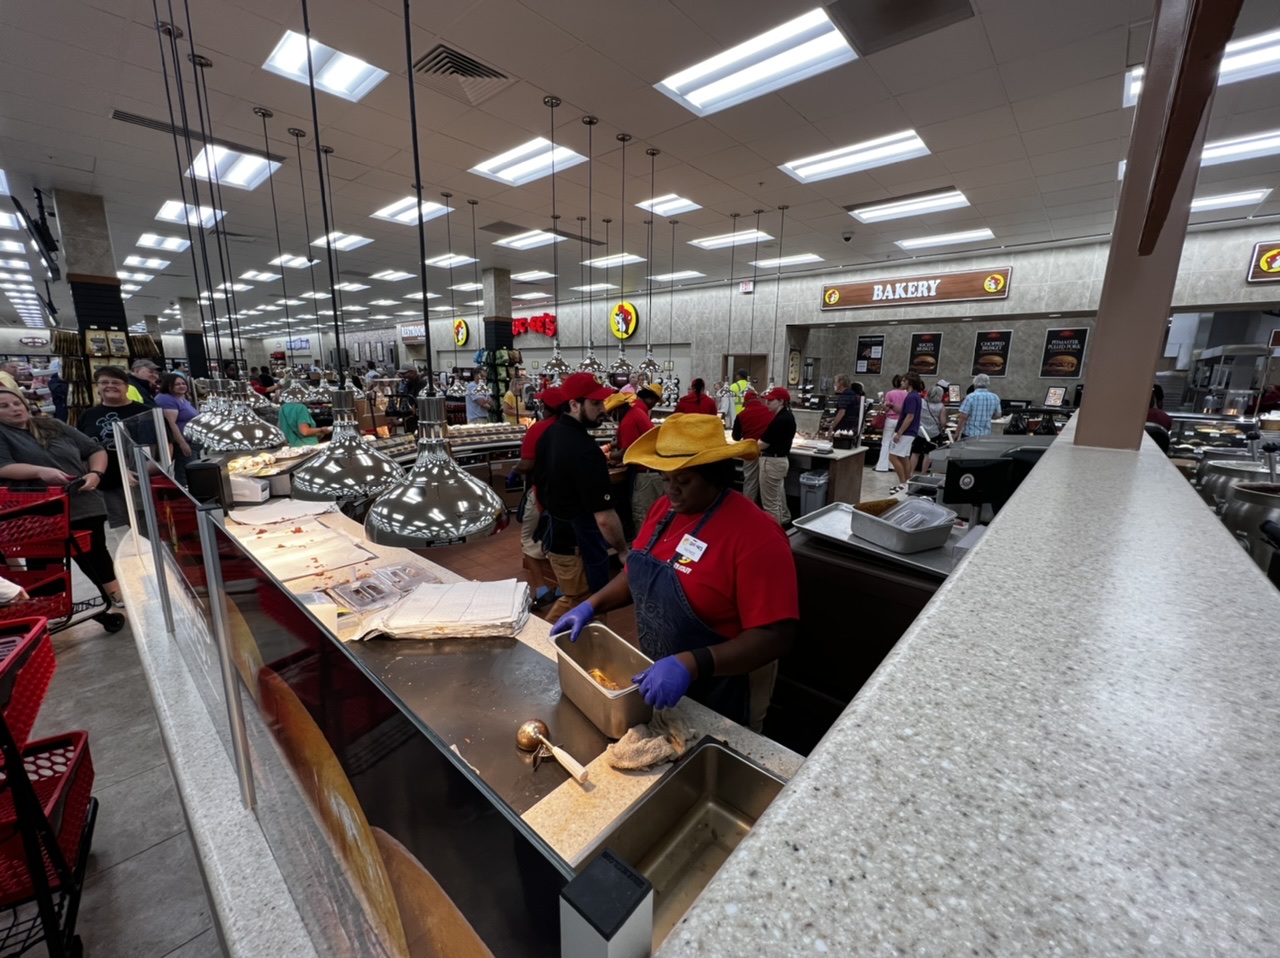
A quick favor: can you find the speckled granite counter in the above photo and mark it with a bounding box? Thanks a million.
[660,417,1280,956]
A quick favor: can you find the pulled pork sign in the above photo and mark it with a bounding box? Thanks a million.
[822,267,1011,310]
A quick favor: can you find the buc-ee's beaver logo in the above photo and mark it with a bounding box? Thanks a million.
[823,288,841,305]
[1259,248,1280,273]
[983,273,1006,293]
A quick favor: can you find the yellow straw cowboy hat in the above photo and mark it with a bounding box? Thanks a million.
[604,391,636,413]
[623,413,758,472]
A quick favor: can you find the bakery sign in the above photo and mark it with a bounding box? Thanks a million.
[821,266,1012,310]
[1247,241,1280,283]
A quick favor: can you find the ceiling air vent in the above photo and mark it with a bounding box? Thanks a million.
[413,44,515,106]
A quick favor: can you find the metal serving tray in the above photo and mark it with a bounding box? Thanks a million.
[850,501,955,553]
[554,623,653,739]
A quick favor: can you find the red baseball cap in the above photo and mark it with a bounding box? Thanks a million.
[763,387,791,403]
[535,385,566,407]
[559,372,616,403]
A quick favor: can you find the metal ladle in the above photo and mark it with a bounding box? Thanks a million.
[517,719,589,784]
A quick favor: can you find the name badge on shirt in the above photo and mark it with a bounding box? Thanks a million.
[676,534,707,562]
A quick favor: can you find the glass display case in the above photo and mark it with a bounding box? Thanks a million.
[1166,412,1258,456]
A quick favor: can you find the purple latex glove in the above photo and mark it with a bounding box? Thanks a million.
[551,600,595,642]
[632,655,694,710]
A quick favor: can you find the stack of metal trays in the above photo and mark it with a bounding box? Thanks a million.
[850,498,957,554]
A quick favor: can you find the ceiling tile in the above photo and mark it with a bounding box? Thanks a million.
[897,68,1011,127]
[999,28,1128,103]
[864,16,997,95]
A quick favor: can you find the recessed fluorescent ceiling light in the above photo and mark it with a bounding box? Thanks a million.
[333,282,369,291]
[571,283,617,292]
[1124,28,1280,107]
[1190,188,1272,212]
[271,254,319,268]
[424,253,476,268]
[895,228,995,250]
[0,259,29,270]
[120,283,142,292]
[688,229,771,250]
[751,253,824,268]
[511,270,556,282]
[494,230,564,250]
[300,291,329,299]
[781,130,929,183]
[345,304,368,311]
[850,189,970,223]
[395,310,419,315]
[368,298,399,305]
[449,282,483,291]
[241,270,281,282]
[371,269,414,281]
[186,145,279,191]
[123,255,169,269]
[512,291,551,300]
[156,201,224,228]
[429,305,456,312]
[137,232,190,252]
[404,290,441,300]
[263,30,388,102]
[0,171,8,195]
[469,137,587,186]
[649,270,706,282]
[0,213,20,230]
[311,231,373,251]
[637,194,701,216]
[1201,129,1280,166]
[0,272,28,281]
[583,253,645,268]
[656,8,856,117]
[0,241,25,254]
[370,197,452,225]
[116,271,154,282]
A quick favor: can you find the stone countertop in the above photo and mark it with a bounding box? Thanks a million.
[659,417,1280,956]
[225,511,802,868]
[788,445,867,462]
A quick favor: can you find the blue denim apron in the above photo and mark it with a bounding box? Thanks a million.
[627,490,750,725]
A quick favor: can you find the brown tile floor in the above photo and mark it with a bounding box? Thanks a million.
[428,518,639,646]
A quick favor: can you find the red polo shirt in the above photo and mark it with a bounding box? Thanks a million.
[617,403,654,451]
[734,398,773,440]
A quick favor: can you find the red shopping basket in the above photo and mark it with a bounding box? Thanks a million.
[0,731,94,907]
[0,619,55,752]
[0,491,91,560]
[0,572,74,629]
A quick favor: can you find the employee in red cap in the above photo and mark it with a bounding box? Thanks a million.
[514,385,565,578]
[611,382,665,533]
[757,387,796,524]
[534,373,631,619]
[731,389,773,505]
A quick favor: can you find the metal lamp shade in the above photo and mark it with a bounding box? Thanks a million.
[199,383,287,453]
[365,394,505,547]
[543,347,573,376]
[607,350,634,378]
[292,390,406,501]
[637,348,662,380]
[577,347,606,377]
[446,377,467,398]
[184,379,235,448]
[277,379,310,404]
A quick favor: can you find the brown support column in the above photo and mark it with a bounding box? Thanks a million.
[1074,0,1242,449]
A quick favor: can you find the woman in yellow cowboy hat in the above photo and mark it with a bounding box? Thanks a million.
[553,413,799,730]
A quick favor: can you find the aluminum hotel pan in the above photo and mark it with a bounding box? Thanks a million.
[554,623,653,739]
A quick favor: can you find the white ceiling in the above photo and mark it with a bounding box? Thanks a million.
[0,0,1278,337]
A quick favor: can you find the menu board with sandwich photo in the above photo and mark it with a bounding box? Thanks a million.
[855,334,884,375]
[970,329,1012,378]
[1039,327,1088,378]
[908,332,943,378]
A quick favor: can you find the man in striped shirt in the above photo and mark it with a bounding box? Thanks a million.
[954,374,1003,439]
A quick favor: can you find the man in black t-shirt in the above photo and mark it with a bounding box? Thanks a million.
[77,366,151,528]
[758,387,797,525]
[534,373,630,620]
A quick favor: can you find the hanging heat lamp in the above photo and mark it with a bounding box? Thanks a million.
[578,214,608,377]
[716,212,741,405]
[364,0,505,546]
[288,0,404,499]
[766,205,788,393]
[606,133,634,382]
[637,146,663,383]
[200,382,287,453]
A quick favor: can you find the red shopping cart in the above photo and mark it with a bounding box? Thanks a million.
[0,489,125,635]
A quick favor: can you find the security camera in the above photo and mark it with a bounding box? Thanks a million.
[842,230,854,242]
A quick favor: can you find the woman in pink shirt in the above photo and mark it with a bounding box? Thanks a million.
[875,375,908,473]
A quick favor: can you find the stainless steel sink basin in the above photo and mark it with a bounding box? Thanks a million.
[578,739,786,949]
